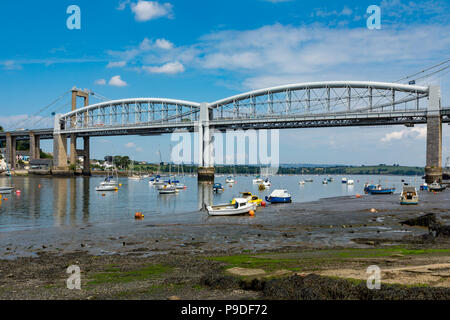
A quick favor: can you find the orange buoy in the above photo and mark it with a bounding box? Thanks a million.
[38,184,41,188]
[15,190,21,195]
[261,201,266,207]
[135,212,144,219]
[355,194,362,198]
[249,210,255,216]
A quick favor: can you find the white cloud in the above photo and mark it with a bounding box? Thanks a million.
[106,61,127,68]
[105,21,449,92]
[312,6,353,18]
[109,75,128,87]
[155,38,174,50]
[130,1,173,21]
[381,127,427,142]
[95,79,107,85]
[143,61,185,74]
[2,60,22,70]
[117,0,131,10]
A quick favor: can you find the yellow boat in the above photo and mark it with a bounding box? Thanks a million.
[231,192,263,206]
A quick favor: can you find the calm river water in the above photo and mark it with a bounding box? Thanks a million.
[0,174,423,232]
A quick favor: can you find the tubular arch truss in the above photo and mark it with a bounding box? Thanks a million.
[58,81,430,133]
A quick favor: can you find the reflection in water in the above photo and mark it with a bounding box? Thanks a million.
[197,182,213,211]
[70,178,77,225]
[53,178,68,227]
[82,177,90,224]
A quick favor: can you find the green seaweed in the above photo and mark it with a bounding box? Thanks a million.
[87,264,172,285]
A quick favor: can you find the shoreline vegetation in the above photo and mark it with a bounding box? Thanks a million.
[91,163,425,176]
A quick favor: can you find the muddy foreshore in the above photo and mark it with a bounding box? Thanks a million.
[1,191,450,299]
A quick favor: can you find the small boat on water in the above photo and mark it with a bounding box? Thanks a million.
[400,186,419,205]
[265,189,292,204]
[207,198,256,216]
[0,187,14,194]
[95,184,118,192]
[253,177,264,184]
[327,177,334,182]
[299,180,305,185]
[262,178,271,187]
[158,184,177,194]
[367,186,395,195]
[305,178,314,183]
[428,181,446,192]
[342,177,348,184]
[322,179,328,184]
[225,176,235,184]
[347,179,354,185]
[364,184,379,193]
[233,192,263,206]
[171,180,186,189]
[213,183,224,192]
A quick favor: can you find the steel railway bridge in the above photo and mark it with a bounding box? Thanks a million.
[0,81,447,182]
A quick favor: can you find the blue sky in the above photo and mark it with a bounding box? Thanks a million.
[1,0,449,166]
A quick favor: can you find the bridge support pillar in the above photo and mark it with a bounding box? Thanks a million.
[197,103,215,182]
[425,86,442,184]
[70,134,77,167]
[82,137,90,176]
[52,133,71,175]
[5,133,16,170]
[29,132,40,160]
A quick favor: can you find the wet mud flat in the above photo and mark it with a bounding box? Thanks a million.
[1,191,450,299]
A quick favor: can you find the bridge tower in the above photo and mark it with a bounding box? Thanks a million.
[425,85,442,183]
[197,103,215,182]
[52,87,91,175]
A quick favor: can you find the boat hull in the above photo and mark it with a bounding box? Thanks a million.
[429,187,446,192]
[400,201,418,205]
[368,189,395,195]
[0,187,13,194]
[207,203,256,216]
[265,196,292,203]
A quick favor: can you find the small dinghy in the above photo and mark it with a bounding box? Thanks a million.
[347,179,354,185]
[213,183,224,192]
[207,198,256,216]
[253,177,264,184]
[400,186,419,205]
[158,184,177,194]
[0,187,14,194]
[265,189,292,203]
[95,185,118,192]
[341,177,348,184]
[225,176,235,184]
[367,186,395,195]
[428,181,446,192]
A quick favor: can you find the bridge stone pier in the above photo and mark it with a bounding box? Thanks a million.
[197,103,215,182]
[29,131,41,160]
[425,86,443,183]
[5,133,16,169]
